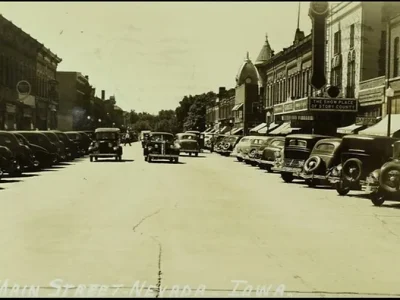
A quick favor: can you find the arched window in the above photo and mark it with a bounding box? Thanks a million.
[394,37,399,78]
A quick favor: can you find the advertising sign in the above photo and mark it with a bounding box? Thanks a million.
[308,97,357,112]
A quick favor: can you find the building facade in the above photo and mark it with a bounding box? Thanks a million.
[217,87,235,133]
[57,72,93,131]
[0,14,61,130]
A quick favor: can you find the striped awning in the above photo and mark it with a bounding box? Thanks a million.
[337,123,364,135]
[250,123,267,132]
[231,127,243,135]
[258,122,281,134]
[269,122,300,135]
[232,103,243,111]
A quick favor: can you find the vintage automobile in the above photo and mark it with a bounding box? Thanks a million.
[0,145,20,177]
[204,133,214,150]
[217,135,243,156]
[175,133,200,156]
[234,136,255,161]
[362,140,400,206]
[186,130,205,150]
[65,131,88,156]
[52,130,77,160]
[210,134,228,153]
[328,135,397,196]
[243,136,272,165]
[17,131,59,164]
[299,138,343,187]
[89,128,123,161]
[41,131,67,161]
[76,131,92,154]
[277,134,331,183]
[144,132,180,163]
[140,130,151,148]
[13,133,53,169]
[257,137,285,172]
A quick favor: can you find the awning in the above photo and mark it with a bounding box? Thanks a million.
[337,123,365,135]
[269,122,301,135]
[220,126,231,134]
[232,103,243,111]
[208,129,216,134]
[358,114,400,137]
[258,122,281,134]
[250,123,267,132]
[231,127,243,135]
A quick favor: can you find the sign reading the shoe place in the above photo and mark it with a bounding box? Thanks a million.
[308,97,358,112]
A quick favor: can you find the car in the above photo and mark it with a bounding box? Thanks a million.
[17,131,59,165]
[257,137,285,172]
[277,134,331,183]
[89,128,123,162]
[0,145,20,177]
[328,135,397,196]
[41,131,67,161]
[76,131,93,154]
[13,133,53,169]
[234,136,256,161]
[299,138,343,187]
[363,140,400,206]
[204,133,215,151]
[143,132,180,163]
[175,133,200,156]
[216,135,243,156]
[65,131,88,156]
[185,130,205,150]
[52,130,78,160]
[243,136,272,165]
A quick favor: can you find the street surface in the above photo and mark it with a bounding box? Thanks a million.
[1,142,400,297]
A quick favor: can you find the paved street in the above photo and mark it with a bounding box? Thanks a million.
[1,142,400,297]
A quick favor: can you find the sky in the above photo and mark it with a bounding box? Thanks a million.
[0,1,312,114]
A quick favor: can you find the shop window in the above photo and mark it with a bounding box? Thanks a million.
[349,24,355,49]
[392,98,400,114]
[334,30,341,55]
[346,58,356,98]
[394,37,399,78]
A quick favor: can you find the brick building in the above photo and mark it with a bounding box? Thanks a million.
[57,72,93,131]
[205,97,218,132]
[0,14,61,130]
[216,87,235,134]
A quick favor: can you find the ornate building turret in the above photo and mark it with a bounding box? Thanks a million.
[255,33,273,66]
[235,52,259,87]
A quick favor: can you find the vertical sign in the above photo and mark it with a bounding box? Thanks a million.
[308,2,329,90]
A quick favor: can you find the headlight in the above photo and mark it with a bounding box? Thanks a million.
[274,151,281,158]
[113,146,118,151]
[331,168,338,177]
[148,146,152,151]
[108,142,112,147]
[174,143,181,149]
[170,145,174,149]
[371,170,380,180]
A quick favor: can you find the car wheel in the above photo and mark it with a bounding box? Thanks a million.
[266,165,273,173]
[90,156,93,162]
[370,191,385,207]
[174,157,179,163]
[148,156,152,163]
[237,157,243,162]
[195,152,198,157]
[281,173,293,183]
[335,181,350,196]
[144,156,148,162]
[306,179,316,188]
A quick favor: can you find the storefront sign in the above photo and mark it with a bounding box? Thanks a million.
[308,97,357,112]
[283,102,293,112]
[355,116,380,126]
[274,104,284,114]
[282,115,314,121]
[274,98,309,116]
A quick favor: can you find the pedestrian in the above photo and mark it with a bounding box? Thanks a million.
[124,131,131,146]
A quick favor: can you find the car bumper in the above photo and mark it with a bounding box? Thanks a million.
[90,153,118,157]
[275,166,302,176]
[299,173,328,181]
[148,154,179,159]
[259,160,275,166]
[328,176,341,184]
[181,149,199,153]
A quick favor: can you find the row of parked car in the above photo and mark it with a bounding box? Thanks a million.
[210,132,400,207]
[0,130,93,180]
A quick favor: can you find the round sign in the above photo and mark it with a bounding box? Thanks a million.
[16,80,31,96]
[310,2,329,16]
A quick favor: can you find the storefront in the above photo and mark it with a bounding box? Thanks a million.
[36,99,48,130]
[358,114,400,137]
[48,104,57,130]
[273,96,358,136]
[4,103,17,130]
[21,106,34,130]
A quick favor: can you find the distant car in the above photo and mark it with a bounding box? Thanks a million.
[175,133,200,156]
[17,131,59,165]
[65,131,91,155]
[216,135,243,156]
[14,133,52,169]
[41,131,67,161]
[246,136,278,166]
[52,130,77,160]
[185,130,205,150]
[143,132,180,163]
[257,137,285,172]
[89,128,123,162]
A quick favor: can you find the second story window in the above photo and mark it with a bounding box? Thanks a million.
[349,24,355,49]
[334,30,341,55]
[394,37,399,78]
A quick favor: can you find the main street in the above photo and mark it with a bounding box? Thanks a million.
[1,142,400,297]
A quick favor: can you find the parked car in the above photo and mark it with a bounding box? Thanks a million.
[0,145,20,176]
[0,131,37,175]
[76,131,92,154]
[299,138,343,187]
[278,134,331,183]
[13,133,53,169]
[363,140,400,206]
[204,133,215,150]
[175,133,200,156]
[143,132,180,163]
[217,135,243,156]
[186,130,205,150]
[65,131,88,156]
[257,137,285,172]
[89,128,123,162]
[17,131,59,164]
[243,136,272,165]
[234,136,256,161]
[210,134,228,153]
[41,131,67,161]
[328,135,397,196]
[52,130,77,160]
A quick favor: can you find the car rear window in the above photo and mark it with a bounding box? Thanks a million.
[271,140,284,147]
[288,139,307,147]
[96,132,117,140]
[315,143,335,152]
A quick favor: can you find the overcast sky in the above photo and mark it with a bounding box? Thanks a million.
[0,1,311,114]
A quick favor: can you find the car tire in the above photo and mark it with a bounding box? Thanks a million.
[281,173,293,183]
[237,157,243,162]
[195,152,198,157]
[379,162,400,193]
[342,158,363,182]
[304,156,322,173]
[266,165,273,173]
[90,156,93,162]
[148,156,152,163]
[370,191,385,206]
[306,179,316,188]
[335,181,350,196]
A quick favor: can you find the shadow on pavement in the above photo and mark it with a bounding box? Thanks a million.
[57,162,73,166]
[148,161,186,165]
[381,202,400,210]
[93,159,134,163]
[1,179,22,183]
[13,173,39,178]
[180,155,206,158]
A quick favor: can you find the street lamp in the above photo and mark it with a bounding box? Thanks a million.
[98,119,102,123]
[87,116,91,120]
[387,86,395,136]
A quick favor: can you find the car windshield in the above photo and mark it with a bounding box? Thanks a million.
[240,138,250,143]
[288,139,307,147]
[96,132,117,140]
[315,143,335,153]
[150,134,174,142]
[180,135,196,140]
[0,134,18,146]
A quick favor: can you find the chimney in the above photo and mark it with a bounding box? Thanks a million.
[218,87,226,96]
[85,75,89,80]
[101,90,105,100]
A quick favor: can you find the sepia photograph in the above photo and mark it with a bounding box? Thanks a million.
[1,0,400,297]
